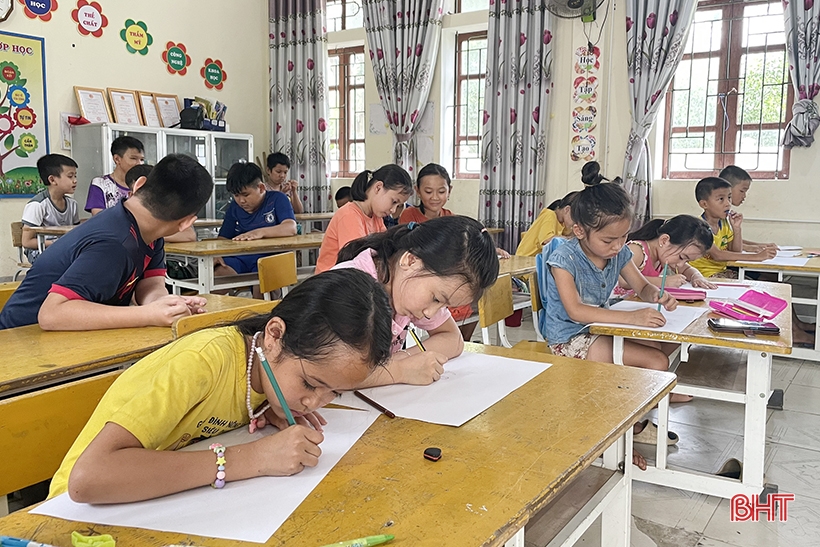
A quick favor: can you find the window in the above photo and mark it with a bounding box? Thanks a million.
[456,0,489,12]
[326,1,363,32]
[454,32,487,179]
[327,47,366,177]
[663,0,792,179]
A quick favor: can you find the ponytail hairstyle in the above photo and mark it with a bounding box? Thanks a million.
[547,191,579,211]
[571,182,632,233]
[234,269,393,369]
[415,163,452,214]
[350,164,413,202]
[628,215,713,252]
[337,215,500,299]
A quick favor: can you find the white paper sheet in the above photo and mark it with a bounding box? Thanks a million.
[777,250,802,258]
[591,301,708,334]
[337,352,550,427]
[679,282,750,301]
[779,246,802,252]
[32,408,378,544]
[736,256,810,267]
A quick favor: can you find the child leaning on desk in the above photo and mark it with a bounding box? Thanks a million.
[213,162,297,278]
[543,182,683,469]
[316,164,414,273]
[48,269,393,504]
[0,154,211,331]
[20,154,81,264]
[515,190,577,258]
[333,216,500,387]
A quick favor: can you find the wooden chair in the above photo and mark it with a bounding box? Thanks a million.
[173,300,278,338]
[0,281,20,312]
[478,274,514,348]
[0,371,122,501]
[258,251,298,301]
[10,222,31,281]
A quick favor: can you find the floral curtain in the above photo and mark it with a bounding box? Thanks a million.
[363,0,444,174]
[782,1,820,148]
[623,0,698,229]
[479,3,552,252]
[270,0,331,213]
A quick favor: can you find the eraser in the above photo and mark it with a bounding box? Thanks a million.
[423,447,442,461]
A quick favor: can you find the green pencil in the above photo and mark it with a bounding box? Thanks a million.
[255,346,296,426]
[657,263,668,312]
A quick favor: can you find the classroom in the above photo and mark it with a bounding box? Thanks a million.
[1,0,819,546]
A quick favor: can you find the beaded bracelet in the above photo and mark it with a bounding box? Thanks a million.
[209,443,227,489]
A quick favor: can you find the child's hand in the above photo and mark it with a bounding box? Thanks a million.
[258,407,327,432]
[690,276,717,289]
[233,230,264,241]
[181,295,207,314]
[144,295,193,326]
[629,307,667,328]
[656,289,677,311]
[754,246,777,261]
[665,273,687,288]
[254,424,324,476]
[496,247,510,259]
[728,211,743,229]
[398,351,448,385]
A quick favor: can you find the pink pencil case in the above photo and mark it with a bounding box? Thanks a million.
[664,288,707,301]
[708,289,787,321]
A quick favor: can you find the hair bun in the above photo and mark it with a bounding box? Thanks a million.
[581,161,607,186]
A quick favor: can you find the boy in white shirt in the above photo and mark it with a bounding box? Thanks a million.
[21,154,80,263]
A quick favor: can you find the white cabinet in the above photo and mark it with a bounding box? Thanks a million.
[71,123,253,219]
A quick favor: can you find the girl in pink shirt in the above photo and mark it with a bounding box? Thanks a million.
[334,216,499,387]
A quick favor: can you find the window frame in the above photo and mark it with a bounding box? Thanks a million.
[662,0,793,180]
[325,0,363,32]
[327,46,366,178]
[453,31,488,180]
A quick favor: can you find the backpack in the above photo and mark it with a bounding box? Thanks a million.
[536,237,568,340]
[179,106,204,130]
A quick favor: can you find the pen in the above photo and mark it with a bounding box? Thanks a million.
[353,390,396,419]
[254,346,296,426]
[319,534,395,547]
[408,328,426,352]
[0,536,59,547]
[657,263,668,312]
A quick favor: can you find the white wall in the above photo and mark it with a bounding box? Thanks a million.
[0,0,269,279]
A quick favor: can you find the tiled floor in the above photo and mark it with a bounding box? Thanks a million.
[483,314,820,547]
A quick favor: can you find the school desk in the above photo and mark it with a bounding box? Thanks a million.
[0,294,271,398]
[163,233,325,295]
[30,225,74,252]
[294,212,333,265]
[0,344,676,547]
[0,281,21,311]
[590,280,791,500]
[498,255,536,277]
[730,253,820,361]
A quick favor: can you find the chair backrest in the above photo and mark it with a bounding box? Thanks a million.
[10,221,23,248]
[173,300,279,338]
[478,273,514,328]
[536,237,568,340]
[0,282,20,312]
[0,370,122,497]
[257,251,298,300]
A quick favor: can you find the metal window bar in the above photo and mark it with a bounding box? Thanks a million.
[663,0,792,179]
[454,32,488,179]
[326,1,363,32]
[328,46,366,178]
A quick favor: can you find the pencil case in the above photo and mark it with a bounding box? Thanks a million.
[664,288,706,301]
[708,290,787,321]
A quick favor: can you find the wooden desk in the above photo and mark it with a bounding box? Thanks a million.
[193,219,224,228]
[164,233,325,294]
[294,212,334,222]
[499,255,536,277]
[31,225,74,252]
[0,294,267,398]
[590,280,791,500]
[0,345,676,547]
[293,212,333,265]
[730,254,820,361]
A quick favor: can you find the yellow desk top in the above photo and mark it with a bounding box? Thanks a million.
[729,253,820,274]
[165,233,325,257]
[499,255,536,277]
[590,280,792,354]
[0,294,265,395]
[0,344,676,547]
[295,212,334,221]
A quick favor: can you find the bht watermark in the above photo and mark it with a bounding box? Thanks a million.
[730,493,795,522]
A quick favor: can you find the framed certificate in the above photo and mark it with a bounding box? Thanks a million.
[73,86,112,123]
[153,94,182,128]
[107,88,143,125]
[138,91,162,127]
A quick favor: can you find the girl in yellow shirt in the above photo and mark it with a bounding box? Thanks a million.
[516,191,577,257]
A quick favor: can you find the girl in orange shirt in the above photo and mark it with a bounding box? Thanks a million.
[316,164,413,273]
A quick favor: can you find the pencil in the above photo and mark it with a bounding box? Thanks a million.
[657,263,668,312]
[255,347,296,426]
[408,328,426,352]
[354,390,396,419]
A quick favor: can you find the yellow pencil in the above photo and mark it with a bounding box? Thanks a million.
[408,328,426,352]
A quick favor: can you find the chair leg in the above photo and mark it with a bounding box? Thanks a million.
[497,321,512,348]
[481,326,491,345]
[532,310,544,341]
